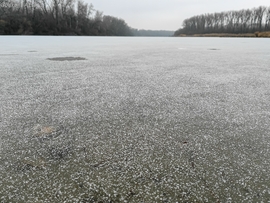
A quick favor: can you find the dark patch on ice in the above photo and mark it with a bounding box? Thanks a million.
[28,50,37,52]
[208,48,220,50]
[0,54,19,56]
[14,159,46,172]
[47,143,73,160]
[47,56,86,61]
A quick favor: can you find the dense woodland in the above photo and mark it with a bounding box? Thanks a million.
[0,0,133,35]
[175,6,270,36]
[0,0,174,36]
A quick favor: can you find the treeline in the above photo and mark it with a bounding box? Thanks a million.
[0,0,132,35]
[175,6,270,35]
[131,29,174,37]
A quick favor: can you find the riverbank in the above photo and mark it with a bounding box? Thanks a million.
[177,31,270,38]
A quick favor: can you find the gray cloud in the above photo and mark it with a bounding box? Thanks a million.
[86,0,270,30]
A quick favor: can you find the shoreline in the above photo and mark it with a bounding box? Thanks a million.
[176,31,270,38]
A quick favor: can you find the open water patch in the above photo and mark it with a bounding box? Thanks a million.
[47,57,86,61]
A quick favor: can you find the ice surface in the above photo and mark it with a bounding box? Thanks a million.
[0,36,270,202]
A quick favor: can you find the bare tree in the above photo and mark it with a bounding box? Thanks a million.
[265,7,270,30]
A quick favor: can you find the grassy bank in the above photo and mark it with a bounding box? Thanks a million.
[178,31,270,38]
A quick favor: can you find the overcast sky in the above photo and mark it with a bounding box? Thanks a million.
[85,0,270,31]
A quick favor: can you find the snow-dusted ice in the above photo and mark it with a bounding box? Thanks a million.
[0,36,270,202]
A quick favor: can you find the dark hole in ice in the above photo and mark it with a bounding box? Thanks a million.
[28,50,37,52]
[47,57,86,61]
[208,48,220,50]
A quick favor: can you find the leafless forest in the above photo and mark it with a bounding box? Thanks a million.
[175,6,270,35]
[0,0,133,35]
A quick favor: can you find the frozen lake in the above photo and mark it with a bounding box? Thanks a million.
[0,36,270,202]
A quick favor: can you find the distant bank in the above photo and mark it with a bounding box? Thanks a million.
[132,29,174,37]
[175,31,270,38]
[174,5,270,38]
